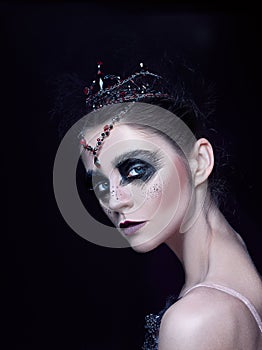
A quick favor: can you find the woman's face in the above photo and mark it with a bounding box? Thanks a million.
[82,124,192,252]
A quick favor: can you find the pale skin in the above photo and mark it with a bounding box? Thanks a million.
[82,123,262,349]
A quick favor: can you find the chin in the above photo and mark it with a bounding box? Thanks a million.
[128,235,163,253]
[129,221,181,253]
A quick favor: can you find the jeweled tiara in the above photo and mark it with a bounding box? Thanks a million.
[83,61,172,111]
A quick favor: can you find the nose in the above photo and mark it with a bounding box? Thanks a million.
[107,177,134,212]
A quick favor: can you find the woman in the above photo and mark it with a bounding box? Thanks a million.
[54,62,262,349]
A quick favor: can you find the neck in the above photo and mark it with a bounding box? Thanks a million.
[165,195,233,290]
[165,189,262,306]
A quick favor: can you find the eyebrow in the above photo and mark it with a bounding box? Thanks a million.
[86,149,163,179]
[86,169,104,180]
[112,149,163,168]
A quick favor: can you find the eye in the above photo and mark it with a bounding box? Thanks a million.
[94,181,109,195]
[97,182,109,192]
[127,165,146,178]
[118,158,156,185]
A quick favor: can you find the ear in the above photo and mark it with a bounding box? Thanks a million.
[190,138,214,187]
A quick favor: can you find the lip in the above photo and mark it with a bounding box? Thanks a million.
[119,220,147,236]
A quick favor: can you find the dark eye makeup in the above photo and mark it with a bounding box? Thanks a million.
[117,158,157,185]
[85,149,163,200]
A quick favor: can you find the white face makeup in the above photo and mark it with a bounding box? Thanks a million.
[82,124,192,252]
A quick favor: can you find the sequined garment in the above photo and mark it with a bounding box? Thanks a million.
[142,295,178,350]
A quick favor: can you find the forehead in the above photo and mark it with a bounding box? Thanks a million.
[81,123,172,172]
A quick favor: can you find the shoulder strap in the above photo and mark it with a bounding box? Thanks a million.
[183,283,262,333]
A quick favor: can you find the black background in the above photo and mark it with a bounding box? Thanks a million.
[4,2,262,349]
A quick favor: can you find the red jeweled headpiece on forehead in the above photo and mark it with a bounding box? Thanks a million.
[81,61,173,167]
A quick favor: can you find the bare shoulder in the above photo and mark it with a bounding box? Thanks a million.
[158,287,260,350]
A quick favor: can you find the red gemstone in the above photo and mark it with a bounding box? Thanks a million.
[97,138,100,141]
[80,139,86,146]
[104,124,109,131]
[83,87,89,95]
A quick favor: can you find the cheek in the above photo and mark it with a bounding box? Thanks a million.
[149,158,191,223]
[135,158,189,217]
[137,181,163,216]
[99,199,116,221]
[165,159,190,208]
[121,182,161,216]
[144,183,162,200]
[103,206,113,217]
